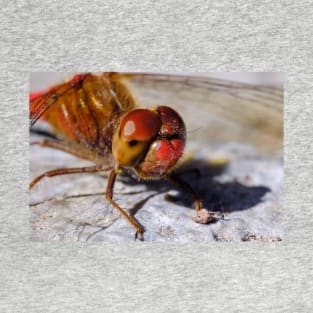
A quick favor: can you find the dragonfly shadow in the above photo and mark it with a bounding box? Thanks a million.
[157,158,270,214]
[118,158,271,214]
[198,180,271,213]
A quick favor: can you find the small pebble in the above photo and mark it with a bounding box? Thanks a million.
[192,209,224,224]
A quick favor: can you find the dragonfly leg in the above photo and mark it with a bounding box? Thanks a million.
[167,172,203,211]
[168,172,224,224]
[106,169,145,240]
[30,166,98,189]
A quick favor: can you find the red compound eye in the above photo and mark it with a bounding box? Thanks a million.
[155,139,185,163]
[120,109,162,141]
[156,106,186,138]
[135,106,186,179]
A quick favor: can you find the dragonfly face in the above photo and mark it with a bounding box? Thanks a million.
[112,106,186,179]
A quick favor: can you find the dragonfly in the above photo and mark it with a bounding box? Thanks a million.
[29,72,283,240]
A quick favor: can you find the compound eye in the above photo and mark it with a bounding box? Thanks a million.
[120,109,162,141]
[112,109,162,167]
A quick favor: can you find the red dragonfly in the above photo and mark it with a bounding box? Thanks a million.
[29,72,283,240]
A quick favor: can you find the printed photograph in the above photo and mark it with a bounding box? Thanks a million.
[30,72,283,242]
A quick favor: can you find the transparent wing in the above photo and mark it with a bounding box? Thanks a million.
[30,72,283,152]
[119,73,283,152]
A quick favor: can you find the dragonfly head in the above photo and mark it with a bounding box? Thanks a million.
[112,106,186,179]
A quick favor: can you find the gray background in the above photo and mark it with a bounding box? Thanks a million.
[1,1,312,312]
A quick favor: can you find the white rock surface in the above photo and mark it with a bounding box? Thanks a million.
[30,138,283,242]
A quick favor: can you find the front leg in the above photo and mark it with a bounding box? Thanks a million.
[167,172,224,224]
[105,169,145,240]
[30,165,99,189]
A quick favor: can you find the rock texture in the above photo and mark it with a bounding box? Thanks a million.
[30,138,283,242]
